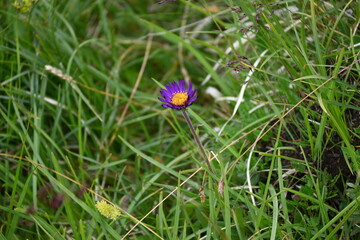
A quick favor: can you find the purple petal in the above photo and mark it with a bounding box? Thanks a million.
[188,95,198,102]
[171,81,179,92]
[176,81,182,91]
[162,104,173,108]
[165,83,172,91]
[179,80,185,91]
[188,81,193,92]
[188,88,197,98]
[160,89,173,99]
[164,93,173,101]
[172,105,184,110]
[160,89,168,97]
[158,97,169,103]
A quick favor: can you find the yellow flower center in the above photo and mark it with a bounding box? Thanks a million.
[171,92,188,106]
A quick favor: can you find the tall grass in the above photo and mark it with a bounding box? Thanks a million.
[1,0,359,239]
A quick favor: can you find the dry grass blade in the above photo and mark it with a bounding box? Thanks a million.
[0,153,163,240]
[120,167,203,239]
[109,34,154,147]
[224,58,360,177]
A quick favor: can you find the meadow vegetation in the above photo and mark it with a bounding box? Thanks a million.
[1,0,359,239]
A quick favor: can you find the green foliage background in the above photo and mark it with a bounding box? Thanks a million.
[1,0,359,239]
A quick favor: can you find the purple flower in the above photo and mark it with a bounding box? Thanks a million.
[158,80,198,110]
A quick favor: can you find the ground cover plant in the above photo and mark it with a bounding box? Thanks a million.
[1,0,359,239]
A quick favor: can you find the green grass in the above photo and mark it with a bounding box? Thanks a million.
[1,0,360,239]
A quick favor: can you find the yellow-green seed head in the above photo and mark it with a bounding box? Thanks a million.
[95,200,120,220]
[13,0,38,13]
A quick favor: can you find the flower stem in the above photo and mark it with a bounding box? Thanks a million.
[182,110,214,173]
